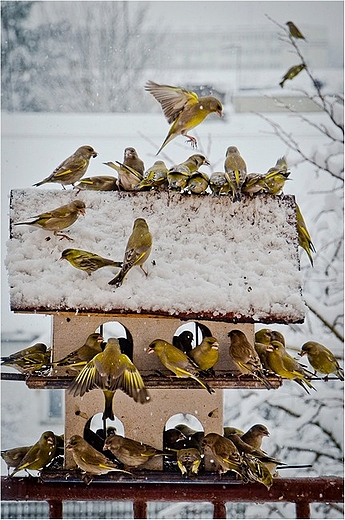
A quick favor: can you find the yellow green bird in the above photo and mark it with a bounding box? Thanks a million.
[296,203,316,266]
[188,336,219,371]
[286,21,306,40]
[145,80,223,154]
[224,146,247,202]
[54,332,104,372]
[1,343,50,374]
[60,248,122,276]
[279,63,306,88]
[299,341,344,381]
[10,431,57,476]
[75,176,118,191]
[103,433,170,469]
[135,160,169,191]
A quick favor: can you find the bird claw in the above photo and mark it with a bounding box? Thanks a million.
[185,136,198,149]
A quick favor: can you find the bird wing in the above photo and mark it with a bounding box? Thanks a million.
[52,155,87,177]
[112,355,149,404]
[145,81,199,124]
[68,359,98,396]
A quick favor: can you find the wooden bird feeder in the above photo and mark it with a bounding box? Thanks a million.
[6,188,305,474]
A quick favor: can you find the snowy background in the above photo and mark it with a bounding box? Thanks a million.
[1,1,343,519]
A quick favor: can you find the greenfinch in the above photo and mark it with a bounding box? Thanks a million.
[69,337,150,421]
[224,432,281,466]
[201,433,248,479]
[188,336,219,371]
[173,330,194,355]
[209,171,231,195]
[223,426,245,438]
[33,145,98,188]
[279,63,306,88]
[296,203,316,266]
[1,446,31,475]
[174,424,204,451]
[108,218,152,287]
[1,343,50,374]
[186,171,209,195]
[147,339,214,394]
[145,80,223,154]
[167,168,191,191]
[242,454,274,489]
[75,176,118,191]
[103,433,170,469]
[224,146,247,202]
[286,21,306,40]
[135,160,169,191]
[228,330,273,389]
[241,173,267,196]
[10,431,57,476]
[176,447,202,478]
[54,332,103,372]
[241,424,270,450]
[263,156,291,194]
[299,341,344,381]
[60,248,122,276]
[266,340,316,393]
[178,154,210,174]
[254,329,274,371]
[14,199,86,241]
[104,147,144,191]
[66,434,131,482]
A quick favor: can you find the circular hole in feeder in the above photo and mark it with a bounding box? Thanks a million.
[173,322,213,354]
[99,321,133,360]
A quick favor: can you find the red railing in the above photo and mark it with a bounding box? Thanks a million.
[1,474,343,519]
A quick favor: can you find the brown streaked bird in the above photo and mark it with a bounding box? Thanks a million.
[33,145,98,188]
[14,200,86,241]
[241,424,270,450]
[104,147,144,191]
[1,446,31,475]
[145,80,223,154]
[69,337,150,421]
[103,433,171,469]
[228,329,273,389]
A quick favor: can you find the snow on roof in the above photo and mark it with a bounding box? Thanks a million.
[6,188,306,323]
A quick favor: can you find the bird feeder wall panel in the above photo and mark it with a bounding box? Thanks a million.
[7,189,305,324]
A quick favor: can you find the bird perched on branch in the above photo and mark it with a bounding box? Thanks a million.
[75,176,118,191]
[279,63,306,88]
[66,435,131,483]
[224,146,247,202]
[147,339,215,394]
[104,147,144,191]
[60,248,122,276]
[53,332,103,372]
[228,330,273,389]
[299,341,344,381]
[103,433,171,469]
[10,431,57,476]
[286,21,306,40]
[108,218,152,288]
[145,80,223,154]
[33,146,98,188]
[1,343,50,374]
[69,337,150,421]
[14,200,86,241]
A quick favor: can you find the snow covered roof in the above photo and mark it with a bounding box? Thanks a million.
[6,189,306,323]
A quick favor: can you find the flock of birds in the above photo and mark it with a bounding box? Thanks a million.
[5,20,337,487]
[2,324,343,484]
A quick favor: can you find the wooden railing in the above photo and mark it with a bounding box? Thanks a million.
[1,474,343,519]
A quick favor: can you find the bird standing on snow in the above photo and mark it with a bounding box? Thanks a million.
[224,146,247,202]
[108,218,152,288]
[75,176,118,191]
[145,80,223,154]
[14,200,86,241]
[104,147,144,191]
[33,146,98,188]
[60,248,122,276]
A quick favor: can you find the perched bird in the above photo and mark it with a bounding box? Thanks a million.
[145,80,223,154]
[135,160,169,191]
[209,171,231,195]
[1,343,50,374]
[263,156,291,195]
[103,433,170,469]
[299,341,344,381]
[108,218,152,287]
[69,337,150,421]
[224,432,281,467]
[201,433,247,479]
[33,146,98,188]
[147,339,214,394]
[254,329,274,371]
[178,154,210,174]
[279,63,306,88]
[174,424,204,451]
[104,147,144,191]
[228,330,273,389]
[296,203,316,266]
[188,336,219,371]
[75,176,118,191]
[173,330,194,355]
[60,248,122,276]
[66,435,131,482]
[286,21,306,40]
[176,447,202,478]
[10,431,57,476]
[167,168,191,191]
[223,426,245,438]
[14,200,86,241]
[242,454,274,490]
[241,424,270,450]
[186,171,209,195]
[54,332,104,372]
[1,446,31,475]
[224,146,247,202]
[266,340,316,394]
[241,173,267,196]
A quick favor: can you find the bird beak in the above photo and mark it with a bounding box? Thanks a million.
[217,110,223,117]
[79,208,86,216]
[92,151,98,158]
[298,351,306,357]
[204,158,210,166]
[47,436,55,445]
[212,342,220,350]
[266,346,274,352]
[147,347,154,354]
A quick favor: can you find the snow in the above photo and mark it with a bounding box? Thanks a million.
[7,189,305,322]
